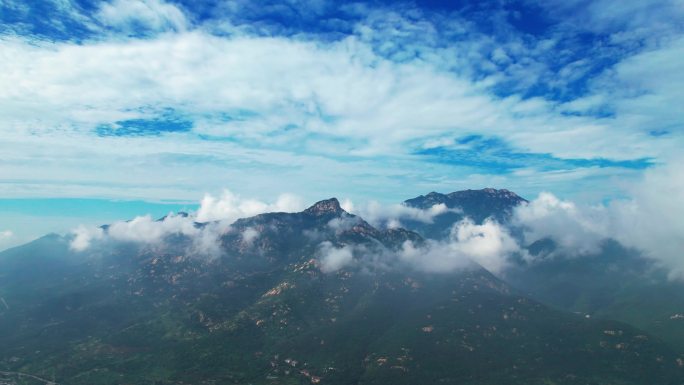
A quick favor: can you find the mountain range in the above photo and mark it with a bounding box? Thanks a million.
[0,189,682,385]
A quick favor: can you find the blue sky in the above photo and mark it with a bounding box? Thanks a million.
[0,0,682,249]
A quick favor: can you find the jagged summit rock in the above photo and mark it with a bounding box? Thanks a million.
[228,197,420,256]
[156,211,191,222]
[448,187,525,201]
[303,197,345,216]
[405,188,527,211]
[401,188,528,239]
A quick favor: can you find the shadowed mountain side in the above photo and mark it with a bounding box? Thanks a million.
[505,239,684,354]
[402,188,527,239]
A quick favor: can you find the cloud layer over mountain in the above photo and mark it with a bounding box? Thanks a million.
[513,161,684,278]
[67,157,684,280]
[1,0,679,279]
[70,189,299,255]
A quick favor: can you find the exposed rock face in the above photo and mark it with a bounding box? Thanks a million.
[303,198,345,216]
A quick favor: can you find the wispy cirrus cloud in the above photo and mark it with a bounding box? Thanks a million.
[96,0,190,34]
[0,0,680,210]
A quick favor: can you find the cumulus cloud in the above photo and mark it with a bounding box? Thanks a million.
[317,217,520,275]
[70,225,105,251]
[608,161,684,279]
[196,190,304,223]
[450,219,521,273]
[96,0,189,33]
[69,212,229,256]
[512,161,684,279]
[400,218,520,274]
[107,213,198,243]
[347,200,460,229]
[513,192,609,256]
[69,189,303,255]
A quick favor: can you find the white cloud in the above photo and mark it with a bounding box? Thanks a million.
[196,190,303,223]
[513,192,609,256]
[340,198,354,213]
[68,189,302,255]
[562,36,684,153]
[1,0,682,263]
[241,227,259,245]
[318,216,521,275]
[317,241,355,273]
[96,0,189,33]
[0,24,679,205]
[107,213,198,243]
[609,160,684,279]
[70,225,104,251]
[400,218,520,274]
[191,220,232,256]
[539,0,684,37]
[348,200,459,228]
[69,212,229,256]
[449,218,521,274]
[398,239,472,274]
[326,215,362,233]
[70,212,204,251]
[512,161,684,279]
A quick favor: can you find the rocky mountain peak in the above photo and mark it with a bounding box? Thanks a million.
[303,197,345,216]
[446,188,526,203]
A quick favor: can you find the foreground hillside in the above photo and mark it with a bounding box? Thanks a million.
[0,196,682,384]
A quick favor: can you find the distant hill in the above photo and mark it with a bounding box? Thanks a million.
[402,188,527,239]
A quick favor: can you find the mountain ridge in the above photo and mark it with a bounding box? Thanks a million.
[0,188,682,385]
